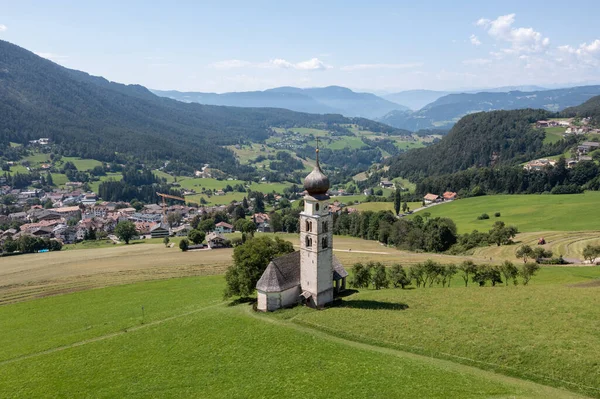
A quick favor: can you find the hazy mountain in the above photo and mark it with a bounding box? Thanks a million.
[0,40,403,173]
[382,86,548,111]
[384,90,451,111]
[378,86,600,131]
[470,85,547,93]
[151,89,339,115]
[153,85,409,119]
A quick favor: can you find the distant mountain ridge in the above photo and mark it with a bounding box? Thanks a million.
[377,86,600,131]
[0,40,405,176]
[383,86,548,111]
[152,85,410,119]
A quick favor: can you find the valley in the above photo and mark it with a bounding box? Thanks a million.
[2,26,600,399]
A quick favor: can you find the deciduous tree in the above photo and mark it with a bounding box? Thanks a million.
[115,221,137,244]
[224,236,294,298]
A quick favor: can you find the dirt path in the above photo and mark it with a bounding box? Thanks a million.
[292,245,392,255]
[243,306,593,399]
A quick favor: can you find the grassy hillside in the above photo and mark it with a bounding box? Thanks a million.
[413,192,600,233]
[1,271,597,398]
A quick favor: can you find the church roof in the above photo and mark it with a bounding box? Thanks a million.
[256,251,301,292]
[256,251,348,293]
[303,149,329,196]
[333,256,348,280]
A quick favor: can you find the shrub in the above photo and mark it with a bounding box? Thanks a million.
[179,239,189,252]
[494,212,501,217]
[477,213,490,220]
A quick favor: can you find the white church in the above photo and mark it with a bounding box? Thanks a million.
[256,149,348,311]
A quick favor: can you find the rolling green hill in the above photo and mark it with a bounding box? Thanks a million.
[412,192,600,233]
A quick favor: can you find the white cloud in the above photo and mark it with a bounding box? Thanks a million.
[295,58,331,70]
[340,62,423,71]
[558,39,600,67]
[0,24,7,32]
[559,39,600,56]
[35,52,69,61]
[462,58,491,66]
[470,34,481,46]
[476,14,549,54]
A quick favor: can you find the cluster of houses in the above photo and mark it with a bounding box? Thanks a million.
[423,191,457,205]
[524,141,599,171]
[0,182,293,249]
[536,118,600,136]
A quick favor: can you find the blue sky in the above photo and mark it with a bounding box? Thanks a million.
[1,0,599,93]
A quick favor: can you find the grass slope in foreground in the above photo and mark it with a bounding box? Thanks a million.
[1,270,598,398]
[416,192,600,233]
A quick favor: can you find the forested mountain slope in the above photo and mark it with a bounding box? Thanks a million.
[560,95,600,125]
[0,40,404,173]
[387,109,554,179]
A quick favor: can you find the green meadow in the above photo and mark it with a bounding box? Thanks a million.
[543,126,566,144]
[62,157,103,171]
[1,267,597,398]
[415,192,600,233]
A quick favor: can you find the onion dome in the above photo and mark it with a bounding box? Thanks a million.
[304,148,329,196]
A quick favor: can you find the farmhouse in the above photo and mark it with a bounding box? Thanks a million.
[256,149,347,311]
[443,191,457,201]
[150,224,169,239]
[207,232,227,248]
[380,180,394,188]
[214,221,233,234]
[524,158,556,171]
[423,193,440,204]
[577,141,600,154]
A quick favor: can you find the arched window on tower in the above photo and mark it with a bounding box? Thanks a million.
[305,236,312,248]
[321,237,328,249]
[305,220,310,232]
[322,221,328,233]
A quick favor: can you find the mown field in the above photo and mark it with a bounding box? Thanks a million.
[1,268,597,398]
[351,201,421,212]
[473,230,600,262]
[415,192,600,233]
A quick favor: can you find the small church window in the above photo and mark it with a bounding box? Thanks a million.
[305,236,312,248]
[315,203,320,211]
[322,237,328,249]
[322,221,328,233]
[305,220,310,232]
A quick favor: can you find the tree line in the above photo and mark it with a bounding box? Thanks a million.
[332,210,518,254]
[415,157,600,197]
[351,260,540,290]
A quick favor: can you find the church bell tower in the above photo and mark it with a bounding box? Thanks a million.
[300,146,334,308]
